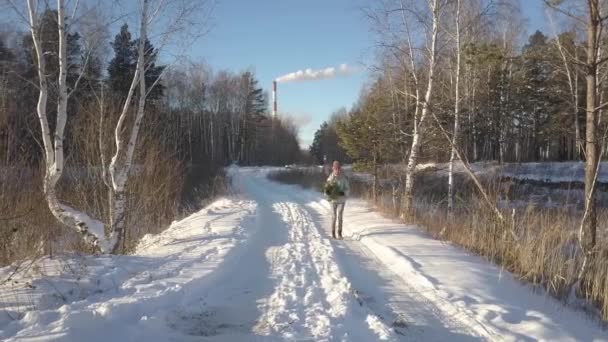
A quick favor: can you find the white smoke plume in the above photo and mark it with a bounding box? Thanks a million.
[275,64,358,83]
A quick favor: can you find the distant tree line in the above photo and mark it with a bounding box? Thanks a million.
[312,29,587,167]
[0,13,300,170]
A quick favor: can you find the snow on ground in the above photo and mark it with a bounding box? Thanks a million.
[1,167,607,341]
[1,197,258,341]
[317,200,607,341]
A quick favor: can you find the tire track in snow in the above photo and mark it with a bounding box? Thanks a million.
[304,199,497,341]
[254,198,395,341]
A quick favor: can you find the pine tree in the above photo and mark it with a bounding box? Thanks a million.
[135,38,165,100]
[337,82,399,201]
[107,24,136,96]
[310,122,329,164]
[463,42,507,161]
[239,71,266,164]
[309,120,350,165]
[108,24,165,100]
[517,31,562,160]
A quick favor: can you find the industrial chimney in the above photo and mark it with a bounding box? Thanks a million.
[272,80,277,117]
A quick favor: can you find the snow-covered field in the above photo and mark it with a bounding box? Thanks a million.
[418,161,608,184]
[1,168,606,341]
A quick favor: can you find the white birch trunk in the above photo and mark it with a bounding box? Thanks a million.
[577,0,601,291]
[574,47,581,158]
[403,0,439,215]
[555,32,582,159]
[448,0,461,217]
[26,0,109,253]
[108,0,149,253]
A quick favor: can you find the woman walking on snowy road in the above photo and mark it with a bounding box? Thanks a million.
[324,161,350,239]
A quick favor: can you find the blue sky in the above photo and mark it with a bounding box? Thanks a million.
[192,0,547,148]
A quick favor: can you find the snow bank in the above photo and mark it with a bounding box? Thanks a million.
[0,197,257,341]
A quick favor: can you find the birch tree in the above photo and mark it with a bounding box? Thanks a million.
[364,0,444,215]
[107,0,211,253]
[402,0,442,216]
[447,0,462,217]
[580,0,602,288]
[17,0,111,252]
[107,0,149,253]
[544,0,608,296]
[548,20,583,158]
[445,0,500,216]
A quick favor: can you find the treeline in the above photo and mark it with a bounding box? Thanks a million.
[311,0,604,217]
[0,15,300,170]
[313,30,585,166]
[161,66,300,167]
[0,6,300,263]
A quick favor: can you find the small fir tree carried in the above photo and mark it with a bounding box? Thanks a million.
[323,182,342,201]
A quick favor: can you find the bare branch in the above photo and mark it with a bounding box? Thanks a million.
[431,110,505,222]
[148,0,167,23]
[67,47,93,98]
[5,0,32,25]
[543,0,586,24]
[70,0,81,20]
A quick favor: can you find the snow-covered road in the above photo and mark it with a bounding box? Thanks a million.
[1,168,607,341]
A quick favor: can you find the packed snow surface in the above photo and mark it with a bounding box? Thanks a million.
[1,168,606,341]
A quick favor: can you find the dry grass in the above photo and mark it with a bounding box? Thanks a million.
[1,159,226,267]
[269,167,608,322]
[0,165,56,265]
[0,105,227,266]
